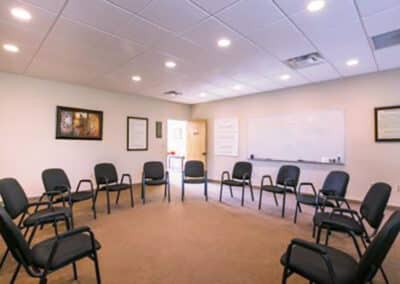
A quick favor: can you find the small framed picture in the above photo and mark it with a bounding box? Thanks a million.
[156,121,162,138]
[127,117,148,151]
[375,105,400,142]
[56,106,103,140]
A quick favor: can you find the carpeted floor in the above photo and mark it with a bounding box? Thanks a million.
[0,179,399,284]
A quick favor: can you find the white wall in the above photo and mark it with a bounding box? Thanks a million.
[0,72,191,197]
[192,69,400,207]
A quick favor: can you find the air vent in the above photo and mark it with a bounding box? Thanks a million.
[285,52,325,69]
[163,90,182,96]
[372,29,400,50]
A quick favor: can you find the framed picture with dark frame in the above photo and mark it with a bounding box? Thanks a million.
[127,116,148,151]
[375,105,400,142]
[56,106,103,140]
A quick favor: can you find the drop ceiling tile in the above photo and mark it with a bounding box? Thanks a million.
[297,63,340,82]
[216,0,283,36]
[0,44,36,73]
[228,72,282,91]
[21,0,66,13]
[106,0,152,13]
[247,19,316,60]
[355,0,400,17]
[374,45,400,71]
[362,5,400,36]
[63,0,132,35]
[266,69,309,87]
[140,0,208,33]
[190,0,239,14]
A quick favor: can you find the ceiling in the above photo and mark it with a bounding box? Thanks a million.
[1,0,400,104]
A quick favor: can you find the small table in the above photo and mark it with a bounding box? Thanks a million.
[167,155,185,171]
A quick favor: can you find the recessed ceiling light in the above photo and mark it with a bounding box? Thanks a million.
[3,43,19,53]
[218,38,231,48]
[165,61,176,69]
[307,0,325,12]
[346,58,359,67]
[280,74,291,81]
[233,84,242,90]
[199,92,207,97]
[11,7,32,21]
[131,75,141,82]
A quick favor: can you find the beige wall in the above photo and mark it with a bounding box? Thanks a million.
[192,69,400,206]
[0,72,191,197]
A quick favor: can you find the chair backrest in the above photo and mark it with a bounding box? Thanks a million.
[321,171,349,197]
[276,165,300,188]
[356,211,400,283]
[0,207,33,267]
[0,178,29,219]
[232,162,252,180]
[184,160,205,178]
[94,163,118,185]
[360,182,391,229]
[42,168,71,194]
[143,161,164,179]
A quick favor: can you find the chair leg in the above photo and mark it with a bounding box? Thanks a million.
[164,183,167,199]
[204,182,208,202]
[316,226,323,244]
[181,182,185,202]
[219,183,223,202]
[142,184,146,204]
[167,183,171,203]
[312,224,316,238]
[229,185,234,197]
[294,202,299,224]
[0,249,9,271]
[129,186,134,208]
[281,267,289,284]
[258,189,263,210]
[116,191,121,205]
[93,251,102,284]
[281,192,286,218]
[92,195,97,219]
[249,183,254,201]
[10,263,21,284]
[325,229,331,246]
[106,190,111,214]
[39,277,48,284]
[241,185,245,207]
[72,262,78,280]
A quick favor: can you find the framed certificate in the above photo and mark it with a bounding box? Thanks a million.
[127,117,148,151]
[375,105,400,142]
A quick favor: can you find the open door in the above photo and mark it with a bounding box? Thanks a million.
[186,120,207,167]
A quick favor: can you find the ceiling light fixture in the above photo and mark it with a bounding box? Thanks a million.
[218,38,231,48]
[165,61,176,69]
[233,84,242,90]
[3,43,19,53]
[346,58,359,67]
[11,7,32,21]
[131,75,141,82]
[199,92,207,97]
[280,74,291,81]
[307,0,325,12]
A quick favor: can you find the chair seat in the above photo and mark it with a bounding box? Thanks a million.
[184,178,206,184]
[261,185,294,194]
[24,207,72,227]
[32,233,101,270]
[296,194,335,207]
[144,179,167,186]
[101,183,131,191]
[222,179,247,187]
[57,191,93,203]
[281,242,357,284]
[313,212,364,235]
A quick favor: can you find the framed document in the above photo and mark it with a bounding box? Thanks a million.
[375,105,400,142]
[127,117,148,151]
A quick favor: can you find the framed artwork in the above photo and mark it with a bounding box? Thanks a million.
[156,121,162,138]
[127,117,148,151]
[56,106,103,140]
[375,105,400,142]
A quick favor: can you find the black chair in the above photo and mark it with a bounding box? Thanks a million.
[0,207,101,284]
[141,161,170,203]
[181,160,208,202]
[0,178,73,282]
[94,163,134,214]
[258,165,300,218]
[42,168,97,219]
[219,161,254,207]
[314,182,392,283]
[294,171,350,224]
[280,210,400,284]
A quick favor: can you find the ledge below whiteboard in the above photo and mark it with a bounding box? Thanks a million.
[248,157,345,166]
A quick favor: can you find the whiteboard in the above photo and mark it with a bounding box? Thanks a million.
[214,118,239,156]
[247,110,345,163]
